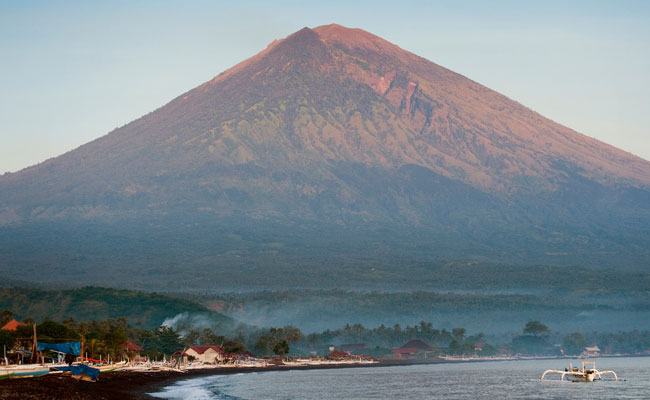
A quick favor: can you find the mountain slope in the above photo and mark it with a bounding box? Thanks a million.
[0,286,231,328]
[0,24,649,287]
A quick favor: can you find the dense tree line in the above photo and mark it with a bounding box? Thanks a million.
[507,321,650,356]
[3,309,650,361]
[1,310,187,361]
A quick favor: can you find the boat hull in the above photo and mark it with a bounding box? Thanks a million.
[568,372,595,382]
[0,367,50,379]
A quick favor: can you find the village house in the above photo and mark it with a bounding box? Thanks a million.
[1,319,26,331]
[582,345,601,357]
[179,346,225,364]
[392,339,435,358]
[121,341,145,361]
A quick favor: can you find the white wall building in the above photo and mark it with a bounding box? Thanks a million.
[183,346,225,364]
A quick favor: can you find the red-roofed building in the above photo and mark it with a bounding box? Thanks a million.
[392,347,418,357]
[171,350,184,358]
[1,319,26,331]
[400,339,434,352]
[122,341,144,352]
[392,339,436,358]
[328,349,355,360]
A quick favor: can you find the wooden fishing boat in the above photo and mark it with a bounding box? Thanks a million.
[97,362,127,373]
[0,365,50,379]
[541,361,618,382]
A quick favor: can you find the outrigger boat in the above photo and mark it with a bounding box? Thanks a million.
[541,361,618,382]
[96,361,127,373]
[0,364,50,379]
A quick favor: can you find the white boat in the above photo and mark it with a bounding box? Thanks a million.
[541,361,618,382]
[97,361,127,372]
[0,364,50,379]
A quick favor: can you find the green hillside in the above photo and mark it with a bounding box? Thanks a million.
[0,286,232,328]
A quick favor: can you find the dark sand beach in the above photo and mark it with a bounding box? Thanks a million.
[0,361,433,399]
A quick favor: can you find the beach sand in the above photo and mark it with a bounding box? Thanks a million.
[0,369,184,399]
[0,363,382,399]
[0,358,452,399]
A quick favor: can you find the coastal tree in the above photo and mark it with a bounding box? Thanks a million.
[523,321,550,337]
[509,321,553,355]
[273,340,290,356]
[182,329,200,347]
[0,330,14,350]
[199,328,224,346]
[478,343,498,356]
[150,326,183,355]
[253,336,271,355]
[37,320,79,341]
[62,317,76,331]
[452,328,466,342]
[224,340,247,354]
[448,339,476,356]
[104,327,128,358]
[439,329,452,345]
[268,326,303,344]
[0,310,12,327]
[86,338,103,360]
[563,333,587,355]
[305,332,320,349]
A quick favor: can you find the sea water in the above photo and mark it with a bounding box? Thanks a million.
[150,357,650,399]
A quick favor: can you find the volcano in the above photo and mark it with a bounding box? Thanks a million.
[1,24,649,289]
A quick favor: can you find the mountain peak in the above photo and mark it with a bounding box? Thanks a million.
[269,26,329,59]
[283,26,318,41]
[4,24,649,191]
[313,23,374,43]
[313,23,402,54]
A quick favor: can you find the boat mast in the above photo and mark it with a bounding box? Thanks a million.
[30,323,38,363]
[80,335,85,365]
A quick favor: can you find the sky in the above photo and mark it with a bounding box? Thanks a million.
[1,0,649,174]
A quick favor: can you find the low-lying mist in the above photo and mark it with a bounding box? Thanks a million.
[173,290,650,335]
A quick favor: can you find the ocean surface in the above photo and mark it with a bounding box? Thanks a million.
[150,357,650,399]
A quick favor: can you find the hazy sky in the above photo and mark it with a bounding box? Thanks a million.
[1,0,649,173]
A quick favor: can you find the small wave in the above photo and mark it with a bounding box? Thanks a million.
[149,375,245,400]
[149,376,222,400]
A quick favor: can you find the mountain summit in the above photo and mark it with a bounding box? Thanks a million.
[1,25,649,288]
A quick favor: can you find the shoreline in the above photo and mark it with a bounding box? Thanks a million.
[1,354,646,399]
[140,359,456,398]
[0,360,444,399]
[135,353,650,398]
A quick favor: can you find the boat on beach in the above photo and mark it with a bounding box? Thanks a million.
[0,364,50,379]
[96,362,127,373]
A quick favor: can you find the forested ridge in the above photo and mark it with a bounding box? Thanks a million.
[0,286,231,328]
